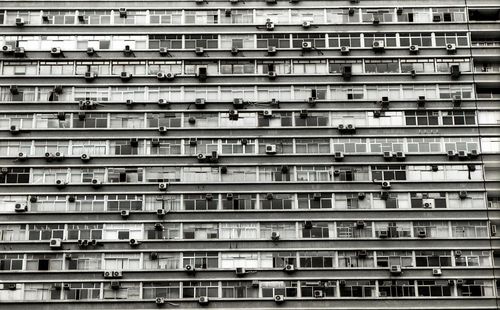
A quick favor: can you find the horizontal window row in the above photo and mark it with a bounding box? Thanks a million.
[0,220,493,241]
[1,57,480,76]
[0,84,476,103]
[0,164,485,185]
[0,137,488,157]
[2,110,488,130]
[1,191,487,213]
[0,249,492,272]
[1,278,496,301]
[2,7,470,26]
[2,32,470,52]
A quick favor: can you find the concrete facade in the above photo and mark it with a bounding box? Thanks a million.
[0,0,499,309]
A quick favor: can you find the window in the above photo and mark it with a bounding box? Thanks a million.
[302,222,331,238]
[339,280,376,297]
[183,194,218,211]
[260,193,294,210]
[183,224,218,240]
[183,252,218,269]
[299,251,335,268]
[336,221,373,238]
[380,280,415,297]
[143,282,180,299]
[371,165,406,181]
[182,281,219,298]
[221,281,257,298]
[261,281,298,298]
[417,280,452,297]
[185,34,218,49]
[415,250,452,267]
[376,251,413,267]
[297,193,332,209]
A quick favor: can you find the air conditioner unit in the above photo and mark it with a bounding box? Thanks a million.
[45,152,55,161]
[469,149,479,158]
[125,99,134,106]
[10,125,20,134]
[372,17,380,24]
[397,7,403,15]
[14,47,26,56]
[390,265,402,275]
[358,192,366,200]
[79,153,91,162]
[230,46,239,55]
[302,21,311,28]
[16,152,27,161]
[184,264,195,273]
[266,21,275,30]
[379,230,389,238]
[29,196,37,203]
[55,179,67,189]
[232,98,244,109]
[157,209,167,217]
[265,144,277,154]
[284,264,296,273]
[372,41,385,51]
[226,193,234,200]
[229,109,239,120]
[158,126,167,133]
[78,15,86,22]
[446,43,457,53]
[1,167,8,174]
[301,41,312,50]
[357,250,368,258]
[159,183,168,191]
[340,46,350,54]
[156,297,165,304]
[417,96,426,107]
[120,72,132,80]
[467,164,476,172]
[490,224,497,236]
[383,151,393,160]
[422,199,434,208]
[205,193,213,201]
[433,14,441,22]
[129,238,140,246]
[51,47,62,56]
[235,267,246,276]
[110,281,120,290]
[2,45,13,54]
[195,47,205,55]
[120,210,130,218]
[459,191,467,199]
[159,47,169,56]
[431,165,439,172]
[15,203,28,212]
[457,150,467,159]
[86,47,95,55]
[49,238,62,249]
[119,8,127,17]
[346,124,356,132]
[432,268,442,276]
[452,95,462,107]
[271,231,280,241]
[78,239,88,247]
[259,109,272,120]
[266,193,274,200]
[274,295,285,303]
[195,98,205,108]
[268,71,277,80]
[356,220,365,228]
[84,71,97,81]
[395,151,405,161]
[197,153,206,162]
[409,45,419,54]
[342,66,352,80]
[313,290,324,298]
[334,151,344,161]
[348,8,355,16]
[88,178,101,188]
[15,17,25,26]
[267,46,277,55]
[151,138,160,146]
[417,230,427,238]
[381,181,391,189]
[450,65,461,79]
[198,296,209,305]
[156,72,167,80]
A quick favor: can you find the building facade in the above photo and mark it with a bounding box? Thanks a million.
[0,0,499,309]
